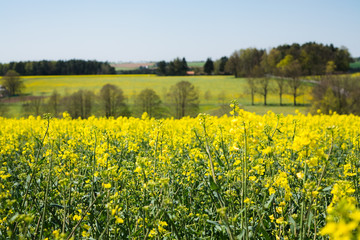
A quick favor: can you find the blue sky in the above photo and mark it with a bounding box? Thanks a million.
[0,0,359,62]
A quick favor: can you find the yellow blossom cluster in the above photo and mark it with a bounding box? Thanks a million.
[0,109,359,239]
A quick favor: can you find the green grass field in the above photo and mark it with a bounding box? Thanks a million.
[350,61,360,70]
[187,61,205,68]
[1,75,314,117]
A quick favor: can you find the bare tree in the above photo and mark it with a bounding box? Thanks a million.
[287,72,302,106]
[204,90,212,102]
[264,49,285,106]
[246,78,257,106]
[257,77,270,106]
[275,78,286,106]
[277,55,303,106]
[22,97,44,116]
[256,51,272,106]
[246,65,264,106]
[217,90,227,105]
[169,81,199,118]
[47,90,61,117]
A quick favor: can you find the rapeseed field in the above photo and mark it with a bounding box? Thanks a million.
[0,108,359,239]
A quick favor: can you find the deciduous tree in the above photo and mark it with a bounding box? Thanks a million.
[100,84,129,118]
[135,88,162,118]
[2,70,24,96]
[22,97,44,117]
[277,55,303,106]
[226,48,264,78]
[311,75,360,115]
[64,90,94,119]
[169,81,199,118]
[225,51,240,77]
[257,52,272,106]
[47,90,61,117]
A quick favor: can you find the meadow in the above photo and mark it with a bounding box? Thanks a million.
[0,109,359,239]
[350,60,360,70]
[2,75,313,117]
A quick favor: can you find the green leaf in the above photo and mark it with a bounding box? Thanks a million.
[256,225,272,240]
[307,211,314,230]
[289,216,297,235]
[237,229,245,239]
[322,186,332,192]
[209,176,220,191]
[264,194,275,209]
[215,155,225,167]
[10,213,19,223]
[206,220,221,226]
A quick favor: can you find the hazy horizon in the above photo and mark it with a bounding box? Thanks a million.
[1,0,359,63]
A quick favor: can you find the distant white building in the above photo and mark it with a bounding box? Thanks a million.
[0,85,9,98]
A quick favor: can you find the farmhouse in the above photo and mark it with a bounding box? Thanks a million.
[0,85,9,98]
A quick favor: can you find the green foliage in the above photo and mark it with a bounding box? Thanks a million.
[226,48,265,78]
[156,58,188,76]
[227,43,352,79]
[350,60,360,72]
[325,61,336,75]
[187,61,205,68]
[204,58,214,75]
[0,60,115,76]
[276,42,351,74]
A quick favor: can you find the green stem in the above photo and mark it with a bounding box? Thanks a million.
[39,148,53,239]
[300,162,308,240]
[243,122,249,240]
[197,118,234,240]
[21,117,51,208]
[66,193,104,240]
[14,117,50,235]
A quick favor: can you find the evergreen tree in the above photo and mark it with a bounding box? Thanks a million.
[204,58,214,75]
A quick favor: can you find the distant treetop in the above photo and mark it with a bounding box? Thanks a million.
[225,42,353,78]
[0,59,115,76]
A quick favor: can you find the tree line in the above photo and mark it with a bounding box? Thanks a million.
[155,42,353,76]
[156,58,189,76]
[16,81,199,119]
[0,59,115,76]
[155,57,230,76]
[0,42,353,77]
[310,75,360,115]
[0,70,200,119]
[225,42,351,78]
[220,42,353,107]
